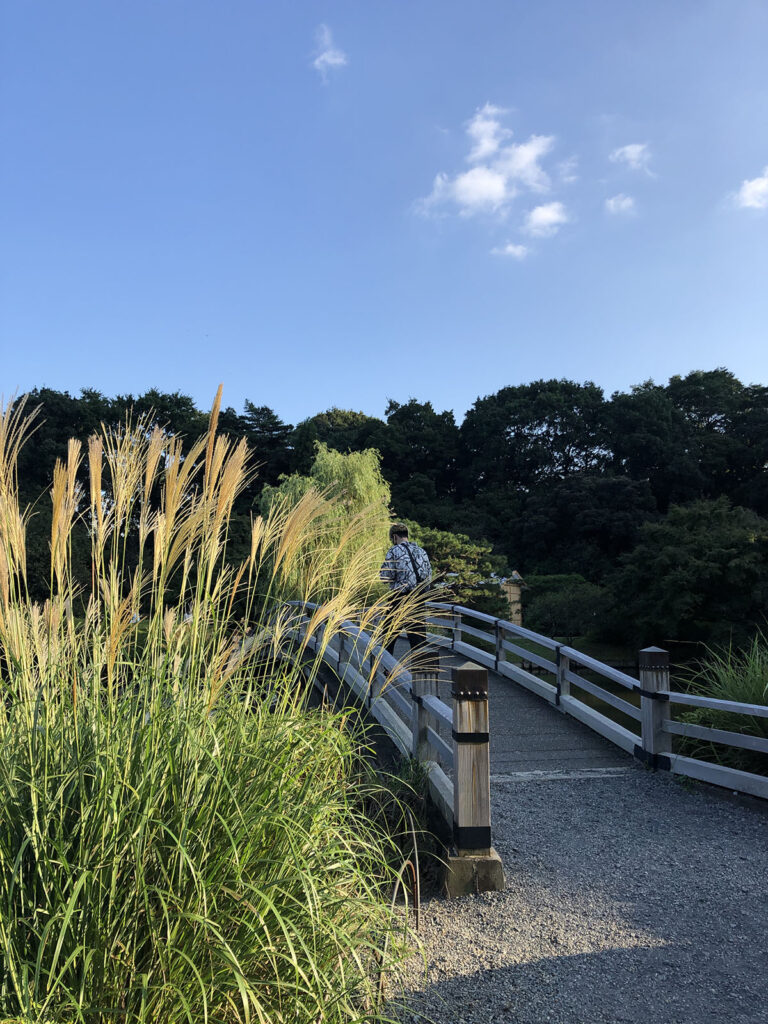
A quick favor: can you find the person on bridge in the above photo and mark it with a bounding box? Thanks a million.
[380,523,432,657]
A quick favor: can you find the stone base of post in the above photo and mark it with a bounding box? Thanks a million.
[444,848,505,897]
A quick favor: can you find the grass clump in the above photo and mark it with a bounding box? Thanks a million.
[0,389,419,1024]
[681,633,768,775]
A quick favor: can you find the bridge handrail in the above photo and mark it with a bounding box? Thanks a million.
[285,597,768,809]
[428,602,768,801]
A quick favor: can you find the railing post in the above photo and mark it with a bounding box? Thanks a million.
[556,646,570,708]
[445,661,504,896]
[411,667,439,763]
[451,662,491,854]
[452,608,461,650]
[638,646,672,770]
[337,632,347,680]
[494,620,503,672]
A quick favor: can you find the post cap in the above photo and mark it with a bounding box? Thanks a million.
[638,646,669,669]
[451,661,488,699]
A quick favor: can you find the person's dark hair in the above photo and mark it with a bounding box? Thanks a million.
[389,523,409,543]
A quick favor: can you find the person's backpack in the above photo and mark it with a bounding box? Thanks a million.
[403,542,429,587]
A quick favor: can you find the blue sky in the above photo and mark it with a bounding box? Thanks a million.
[2,1,767,425]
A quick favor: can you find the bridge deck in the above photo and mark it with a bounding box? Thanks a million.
[433,648,630,775]
[391,644,768,1024]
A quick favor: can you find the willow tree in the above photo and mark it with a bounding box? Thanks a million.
[260,442,392,595]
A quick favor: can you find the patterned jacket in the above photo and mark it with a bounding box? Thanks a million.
[380,541,432,593]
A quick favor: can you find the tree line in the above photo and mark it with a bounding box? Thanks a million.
[13,368,768,648]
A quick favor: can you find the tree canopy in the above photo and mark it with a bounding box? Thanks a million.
[11,367,768,647]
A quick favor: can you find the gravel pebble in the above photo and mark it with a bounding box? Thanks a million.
[391,768,768,1024]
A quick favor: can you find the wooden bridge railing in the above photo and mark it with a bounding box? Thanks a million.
[428,602,768,800]
[286,602,496,861]
[287,599,767,849]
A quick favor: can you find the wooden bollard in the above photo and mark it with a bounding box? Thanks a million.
[638,646,672,770]
[451,662,492,855]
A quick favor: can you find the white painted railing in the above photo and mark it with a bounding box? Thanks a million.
[428,602,768,800]
[287,602,496,852]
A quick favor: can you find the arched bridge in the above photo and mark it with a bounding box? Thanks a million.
[288,601,768,1024]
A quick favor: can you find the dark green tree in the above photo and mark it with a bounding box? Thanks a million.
[601,497,768,647]
[523,574,606,639]
[461,379,608,495]
[521,475,657,580]
[297,408,384,455]
[241,402,293,485]
[381,399,460,497]
[605,381,702,510]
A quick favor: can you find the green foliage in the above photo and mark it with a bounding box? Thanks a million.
[680,634,768,775]
[262,441,391,517]
[523,574,606,638]
[261,443,392,595]
[0,694,406,1024]
[602,498,768,646]
[296,408,384,461]
[0,399,413,1024]
[404,520,511,617]
[521,475,657,580]
[461,379,607,493]
[13,367,768,651]
[240,401,293,484]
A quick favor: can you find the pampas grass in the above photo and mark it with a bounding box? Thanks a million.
[0,391,421,1024]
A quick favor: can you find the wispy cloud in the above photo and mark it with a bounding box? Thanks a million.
[610,143,654,175]
[491,242,529,259]
[733,165,768,210]
[523,201,569,237]
[418,104,556,217]
[312,24,347,80]
[558,156,579,184]
[605,193,635,215]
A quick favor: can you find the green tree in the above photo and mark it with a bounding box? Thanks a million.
[404,520,511,617]
[241,402,294,485]
[606,381,703,510]
[602,497,768,647]
[297,408,384,456]
[261,443,392,589]
[523,574,606,639]
[521,475,657,581]
[461,379,608,494]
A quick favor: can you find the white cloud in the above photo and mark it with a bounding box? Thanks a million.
[419,105,557,218]
[494,134,554,192]
[491,242,529,259]
[312,24,347,79]
[452,166,509,211]
[466,103,511,163]
[734,166,768,210]
[605,193,635,215]
[609,143,653,174]
[523,201,569,237]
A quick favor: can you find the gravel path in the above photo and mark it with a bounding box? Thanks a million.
[395,766,768,1024]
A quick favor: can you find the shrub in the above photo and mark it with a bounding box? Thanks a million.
[680,634,768,776]
[0,391,415,1024]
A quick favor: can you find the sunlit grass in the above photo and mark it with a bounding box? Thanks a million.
[0,389,423,1024]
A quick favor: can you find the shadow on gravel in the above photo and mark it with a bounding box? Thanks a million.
[395,771,768,1024]
[397,939,764,1024]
